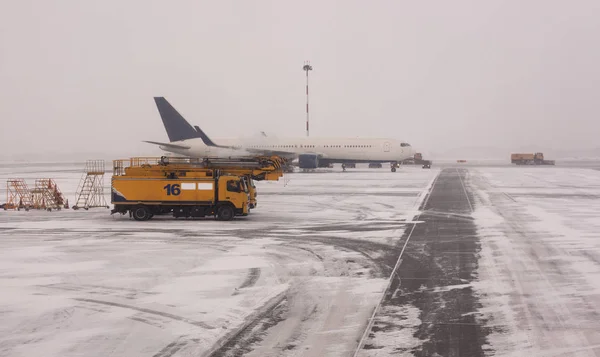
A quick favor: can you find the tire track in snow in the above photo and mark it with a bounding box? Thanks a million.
[238,268,261,289]
[204,292,288,357]
[287,245,324,261]
[283,235,393,278]
[73,298,214,329]
[152,338,190,357]
[203,225,392,356]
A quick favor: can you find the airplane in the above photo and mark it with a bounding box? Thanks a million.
[145,97,416,172]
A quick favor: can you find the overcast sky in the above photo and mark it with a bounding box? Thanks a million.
[1,0,599,159]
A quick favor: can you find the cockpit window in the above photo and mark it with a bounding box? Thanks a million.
[401,143,411,147]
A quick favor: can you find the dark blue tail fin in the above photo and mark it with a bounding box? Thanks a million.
[153,97,200,142]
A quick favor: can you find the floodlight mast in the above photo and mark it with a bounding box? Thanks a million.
[303,61,313,137]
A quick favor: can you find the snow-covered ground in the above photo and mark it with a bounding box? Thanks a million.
[0,163,437,357]
[470,167,600,357]
[4,163,599,357]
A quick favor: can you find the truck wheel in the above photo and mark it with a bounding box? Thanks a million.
[391,167,396,172]
[217,205,234,221]
[132,206,151,221]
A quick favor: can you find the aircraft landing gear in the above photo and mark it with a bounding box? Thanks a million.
[391,162,399,172]
[341,163,346,172]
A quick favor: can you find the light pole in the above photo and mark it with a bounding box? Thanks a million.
[303,61,313,137]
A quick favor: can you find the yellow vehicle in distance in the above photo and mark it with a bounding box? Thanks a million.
[111,157,251,221]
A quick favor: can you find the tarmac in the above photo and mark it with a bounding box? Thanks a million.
[361,168,489,356]
[2,163,600,357]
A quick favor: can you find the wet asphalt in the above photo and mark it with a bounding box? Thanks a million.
[363,168,490,356]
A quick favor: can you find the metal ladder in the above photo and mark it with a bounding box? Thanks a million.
[5,179,33,210]
[32,179,66,210]
[73,160,109,210]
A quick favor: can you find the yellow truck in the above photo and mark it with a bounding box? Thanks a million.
[110,157,251,221]
[125,156,285,209]
[511,152,555,165]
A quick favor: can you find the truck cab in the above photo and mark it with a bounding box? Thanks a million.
[221,175,249,218]
[534,152,544,162]
[240,175,257,209]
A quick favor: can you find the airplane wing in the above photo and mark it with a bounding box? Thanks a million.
[243,147,327,160]
[242,147,295,158]
[143,141,191,150]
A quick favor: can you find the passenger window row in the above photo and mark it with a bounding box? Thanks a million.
[245,144,375,149]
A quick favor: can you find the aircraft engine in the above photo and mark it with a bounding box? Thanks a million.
[298,154,319,169]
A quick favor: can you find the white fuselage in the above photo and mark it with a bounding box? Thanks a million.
[158,136,415,163]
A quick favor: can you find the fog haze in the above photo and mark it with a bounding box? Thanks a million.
[1,0,599,160]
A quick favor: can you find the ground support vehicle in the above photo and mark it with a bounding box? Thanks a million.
[111,156,287,220]
[110,157,252,221]
[511,153,555,165]
[402,153,432,169]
